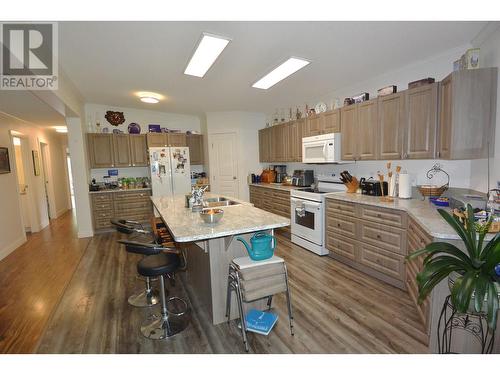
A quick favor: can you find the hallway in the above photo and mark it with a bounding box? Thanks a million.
[0,211,90,353]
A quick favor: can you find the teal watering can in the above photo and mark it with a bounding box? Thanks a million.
[236,232,277,261]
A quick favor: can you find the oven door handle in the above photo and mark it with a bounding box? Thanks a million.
[291,198,322,210]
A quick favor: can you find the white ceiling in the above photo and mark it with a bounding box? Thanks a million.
[0,90,66,127]
[58,21,488,115]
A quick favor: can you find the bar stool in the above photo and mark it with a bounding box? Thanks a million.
[225,255,294,352]
[110,218,162,307]
[137,253,189,339]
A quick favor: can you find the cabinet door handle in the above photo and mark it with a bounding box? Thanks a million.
[376,234,381,239]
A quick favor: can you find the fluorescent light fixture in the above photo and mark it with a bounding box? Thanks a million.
[53,126,68,133]
[136,91,163,104]
[252,57,310,90]
[184,33,231,77]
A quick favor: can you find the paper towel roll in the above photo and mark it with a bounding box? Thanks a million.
[398,172,412,199]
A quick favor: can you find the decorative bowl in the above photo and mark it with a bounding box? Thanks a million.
[417,184,448,198]
[128,123,141,134]
[200,208,223,224]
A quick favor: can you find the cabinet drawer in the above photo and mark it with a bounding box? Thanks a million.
[262,200,273,211]
[93,210,113,222]
[114,200,152,212]
[272,203,290,218]
[359,221,407,255]
[326,233,357,261]
[118,212,153,222]
[408,218,433,247]
[91,193,113,204]
[358,242,405,281]
[114,191,151,202]
[326,215,357,239]
[359,204,407,228]
[92,201,113,212]
[326,199,356,218]
[94,217,113,229]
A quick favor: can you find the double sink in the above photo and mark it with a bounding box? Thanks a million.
[203,196,240,208]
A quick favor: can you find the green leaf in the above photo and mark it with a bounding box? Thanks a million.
[480,232,500,262]
[483,241,500,271]
[486,282,499,330]
[437,209,476,260]
[477,216,493,256]
[474,274,489,313]
[420,242,474,267]
[466,204,478,258]
[417,265,461,303]
[451,271,477,313]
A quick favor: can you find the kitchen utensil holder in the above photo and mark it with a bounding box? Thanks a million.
[344,177,359,193]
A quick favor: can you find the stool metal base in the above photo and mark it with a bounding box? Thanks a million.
[128,288,160,307]
[140,316,188,340]
[140,297,189,340]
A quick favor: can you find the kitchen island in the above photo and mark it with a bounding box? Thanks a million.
[151,193,290,325]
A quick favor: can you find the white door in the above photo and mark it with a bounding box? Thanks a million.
[209,132,239,198]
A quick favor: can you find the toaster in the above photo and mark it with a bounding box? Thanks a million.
[360,178,388,196]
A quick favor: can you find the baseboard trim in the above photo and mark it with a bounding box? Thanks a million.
[0,236,27,262]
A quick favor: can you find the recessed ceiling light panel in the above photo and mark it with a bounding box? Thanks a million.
[252,57,310,90]
[184,33,231,78]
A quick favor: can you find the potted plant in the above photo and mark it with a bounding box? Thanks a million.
[407,204,500,329]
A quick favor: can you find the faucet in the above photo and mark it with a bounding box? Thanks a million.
[191,185,209,212]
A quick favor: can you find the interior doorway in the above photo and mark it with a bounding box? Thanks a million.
[12,136,32,233]
[208,132,239,198]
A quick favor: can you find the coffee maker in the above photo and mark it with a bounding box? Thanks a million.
[273,165,287,184]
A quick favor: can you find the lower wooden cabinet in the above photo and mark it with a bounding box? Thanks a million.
[249,185,291,234]
[325,198,408,288]
[90,190,153,231]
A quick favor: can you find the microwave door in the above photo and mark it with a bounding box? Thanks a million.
[303,140,328,163]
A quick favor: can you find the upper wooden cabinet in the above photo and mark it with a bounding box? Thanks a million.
[88,134,115,168]
[305,113,322,136]
[340,105,358,161]
[323,109,341,133]
[357,100,378,160]
[129,135,148,166]
[187,134,204,165]
[146,133,188,148]
[258,128,271,163]
[88,133,149,169]
[404,83,438,159]
[168,133,187,147]
[113,134,132,167]
[377,92,405,160]
[340,100,377,161]
[438,68,497,159]
[304,109,341,137]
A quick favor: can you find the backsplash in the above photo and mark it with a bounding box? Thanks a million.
[90,165,205,182]
[258,159,479,190]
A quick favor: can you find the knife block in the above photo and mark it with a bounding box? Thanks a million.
[344,177,359,193]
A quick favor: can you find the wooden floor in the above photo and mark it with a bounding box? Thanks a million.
[0,211,90,353]
[36,228,429,354]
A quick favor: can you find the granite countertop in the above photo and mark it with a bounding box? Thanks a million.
[89,187,152,194]
[249,183,306,192]
[325,192,494,241]
[151,193,290,243]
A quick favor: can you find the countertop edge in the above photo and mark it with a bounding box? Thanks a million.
[89,188,152,194]
[248,183,304,192]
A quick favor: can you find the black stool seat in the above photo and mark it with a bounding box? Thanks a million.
[110,218,135,234]
[138,253,180,277]
[118,240,163,256]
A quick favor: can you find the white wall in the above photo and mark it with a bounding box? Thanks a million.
[0,117,71,261]
[84,103,201,134]
[206,111,266,201]
[261,43,500,192]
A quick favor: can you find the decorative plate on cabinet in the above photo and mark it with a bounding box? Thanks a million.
[105,111,125,126]
[314,102,327,113]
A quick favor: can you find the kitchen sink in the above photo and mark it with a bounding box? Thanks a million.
[203,197,240,208]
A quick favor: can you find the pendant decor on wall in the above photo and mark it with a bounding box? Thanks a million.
[105,111,125,126]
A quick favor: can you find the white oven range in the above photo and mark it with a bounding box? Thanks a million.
[291,176,346,255]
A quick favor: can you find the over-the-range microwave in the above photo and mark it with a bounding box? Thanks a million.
[302,133,342,163]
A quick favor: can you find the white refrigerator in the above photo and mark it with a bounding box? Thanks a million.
[149,147,191,198]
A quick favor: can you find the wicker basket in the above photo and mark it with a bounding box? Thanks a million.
[417,184,448,198]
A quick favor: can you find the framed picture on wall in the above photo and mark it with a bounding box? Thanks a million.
[32,150,41,176]
[0,147,11,174]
